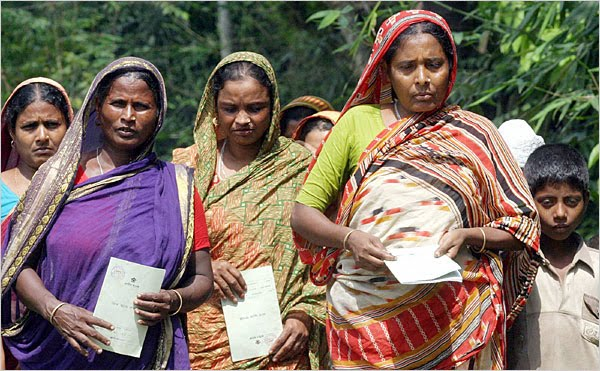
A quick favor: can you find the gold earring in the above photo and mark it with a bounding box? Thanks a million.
[212,117,218,128]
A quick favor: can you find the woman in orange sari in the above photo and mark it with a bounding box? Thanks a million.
[292,10,540,369]
[173,51,327,369]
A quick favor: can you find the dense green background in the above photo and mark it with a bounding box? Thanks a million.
[2,1,598,238]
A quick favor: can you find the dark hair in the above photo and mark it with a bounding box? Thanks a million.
[523,144,589,196]
[5,82,71,131]
[212,61,273,105]
[383,21,454,73]
[280,106,317,134]
[297,118,333,141]
[95,68,162,118]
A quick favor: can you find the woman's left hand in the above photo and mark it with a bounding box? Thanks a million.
[134,289,177,326]
[268,311,312,363]
[435,229,467,259]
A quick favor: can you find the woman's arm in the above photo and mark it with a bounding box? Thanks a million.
[135,249,213,325]
[436,227,524,259]
[291,202,394,271]
[15,268,113,357]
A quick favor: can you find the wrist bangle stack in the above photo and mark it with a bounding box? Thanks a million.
[471,228,487,254]
[342,229,356,250]
[169,290,183,316]
[49,302,67,325]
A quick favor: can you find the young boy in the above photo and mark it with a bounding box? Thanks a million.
[508,143,599,370]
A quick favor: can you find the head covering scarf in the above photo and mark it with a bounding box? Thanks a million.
[291,110,340,141]
[281,95,334,115]
[341,9,457,115]
[498,119,545,167]
[294,10,540,370]
[190,52,282,197]
[2,57,194,369]
[1,77,74,172]
[173,51,328,369]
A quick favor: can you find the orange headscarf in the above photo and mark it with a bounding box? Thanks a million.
[290,110,341,140]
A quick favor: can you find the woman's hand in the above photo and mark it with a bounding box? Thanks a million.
[212,260,247,303]
[269,311,312,363]
[134,289,177,326]
[435,229,467,259]
[345,230,395,271]
[51,303,114,357]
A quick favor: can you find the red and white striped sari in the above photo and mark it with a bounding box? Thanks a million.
[320,107,540,369]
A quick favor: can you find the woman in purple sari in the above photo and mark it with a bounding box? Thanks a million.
[1,57,213,369]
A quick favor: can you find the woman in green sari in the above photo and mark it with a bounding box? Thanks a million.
[172,51,327,369]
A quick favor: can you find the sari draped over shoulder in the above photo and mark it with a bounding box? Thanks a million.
[293,10,541,370]
[172,51,328,369]
[1,57,196,369]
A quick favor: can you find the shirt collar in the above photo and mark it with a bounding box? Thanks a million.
[572,234,596,275]
[539,234,595,275]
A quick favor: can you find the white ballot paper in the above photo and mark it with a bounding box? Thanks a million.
[93,257,165,358]
[221,265,283,362]
[384,245,463,284]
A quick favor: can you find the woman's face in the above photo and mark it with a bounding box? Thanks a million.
[97,75,158,156]
[216,76,271,149]
[12,100,68,170]
[386,32,450,118]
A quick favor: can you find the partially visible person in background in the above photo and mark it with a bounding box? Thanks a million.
[280,95,334,138]
[0,78,73,370]
[1,78,73,230]
[291,110,340,155]
[498,119,545,168]
[508,144,599,370]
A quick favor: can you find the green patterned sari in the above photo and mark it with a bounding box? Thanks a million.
[172,52,328,369]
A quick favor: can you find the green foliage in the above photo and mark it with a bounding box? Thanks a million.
[2,1,598,238]
[1,1,355,157]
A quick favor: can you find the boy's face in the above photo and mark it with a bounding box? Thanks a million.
[534,182,588,241]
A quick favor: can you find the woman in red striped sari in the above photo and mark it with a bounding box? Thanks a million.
[292,10,541,369]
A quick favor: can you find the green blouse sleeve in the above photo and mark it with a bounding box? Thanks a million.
[296,105,385,212]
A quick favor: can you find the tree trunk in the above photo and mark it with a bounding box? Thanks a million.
[217,1,232,58]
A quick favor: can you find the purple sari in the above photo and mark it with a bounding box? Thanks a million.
[1,58,194,369]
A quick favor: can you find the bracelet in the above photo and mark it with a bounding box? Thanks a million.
[169,290,183,316]
[49,302,67,325]
[342,229,356,250]
[471,228,487,254]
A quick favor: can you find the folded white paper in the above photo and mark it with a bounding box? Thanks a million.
[93,257,165,358]
[221,265,283,362]
[384,245,462,284]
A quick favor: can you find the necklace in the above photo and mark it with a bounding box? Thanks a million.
[393,100,402,120]
[217,140,227,180]
[96,147,104,175]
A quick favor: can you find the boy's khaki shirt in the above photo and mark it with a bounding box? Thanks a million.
[508,236,599,370]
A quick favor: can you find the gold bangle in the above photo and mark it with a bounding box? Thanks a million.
[342,229,356,250]
[471,228,487,254]
[169,290,183,316]
[49,302,67,325]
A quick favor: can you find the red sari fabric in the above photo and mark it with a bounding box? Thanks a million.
[293,10,541,369]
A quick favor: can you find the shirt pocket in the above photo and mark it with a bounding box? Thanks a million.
[581,293,599,346]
